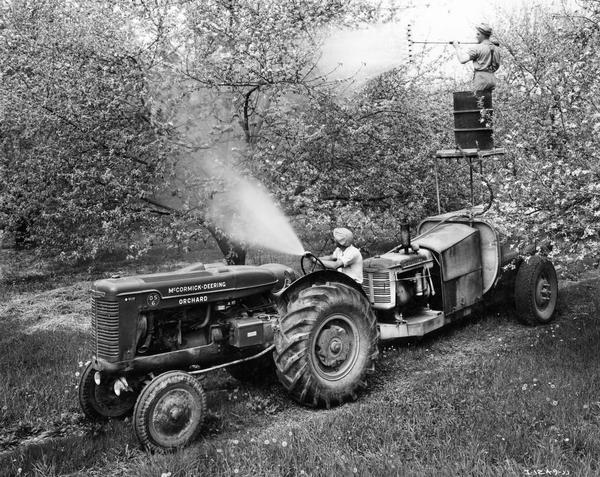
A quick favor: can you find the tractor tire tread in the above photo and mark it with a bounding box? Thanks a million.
[78,363,136,421]
[133,371,206,452]
[274,283,378,408]
[514,255,558,326]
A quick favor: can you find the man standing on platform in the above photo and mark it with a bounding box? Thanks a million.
[452,23,500,92]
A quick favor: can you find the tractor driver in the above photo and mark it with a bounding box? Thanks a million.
[314,227,363,284]
[452,23,500,92]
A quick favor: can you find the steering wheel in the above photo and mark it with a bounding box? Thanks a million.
[301,252,327,275]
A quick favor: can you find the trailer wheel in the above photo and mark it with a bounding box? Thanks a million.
[133,371,206,452]
[78,363,136,420]
[515,255,558,325]
[274,283,378,408]
[227,353,276,384]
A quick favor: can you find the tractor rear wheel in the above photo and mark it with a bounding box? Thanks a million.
[514,255,558,325]
[274,283,378,408]
[78,363,137,421]
[133,371,206,452]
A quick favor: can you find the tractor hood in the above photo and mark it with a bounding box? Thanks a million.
[92,262,296,302]
[364,249,434,272]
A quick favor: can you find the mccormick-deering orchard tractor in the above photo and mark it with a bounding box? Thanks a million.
[79,207,558,451]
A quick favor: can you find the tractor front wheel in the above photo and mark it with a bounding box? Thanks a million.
[274,283,378,408]
[514,255,558,325]
[133,371,206,452]
[78,363,137,421]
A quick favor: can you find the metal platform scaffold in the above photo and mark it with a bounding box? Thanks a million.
[433,147,506,214]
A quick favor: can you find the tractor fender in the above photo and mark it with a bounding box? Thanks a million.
[276,269,367,310]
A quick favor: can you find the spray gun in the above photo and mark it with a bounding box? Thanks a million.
[411,41,478,44]
[410,40,498,45]
[406,23,497,61]
[406,24,474,62]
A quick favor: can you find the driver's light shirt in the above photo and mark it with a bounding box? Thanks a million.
[333,245,363,284]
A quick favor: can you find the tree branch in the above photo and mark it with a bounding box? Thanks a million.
[319,194,400,203]
[40,105,151,167]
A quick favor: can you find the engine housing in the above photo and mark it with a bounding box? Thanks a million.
[362,249,434,311]
[90,262,295,372]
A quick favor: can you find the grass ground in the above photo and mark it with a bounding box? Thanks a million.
[0,250,599,476]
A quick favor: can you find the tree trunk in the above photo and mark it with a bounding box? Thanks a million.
[14,217,31,250]
[140,198,247,265]
[206,223,246,265]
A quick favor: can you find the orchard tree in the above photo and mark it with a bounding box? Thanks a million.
[0,0,173,260]
[179,0,380,144]
[490,1,600,266]
[153,0,386,263]
[250,68,467,253]
[151,0,479,258]
[0,0,404,263]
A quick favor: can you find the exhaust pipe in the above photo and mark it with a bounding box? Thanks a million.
[400,222,411,254]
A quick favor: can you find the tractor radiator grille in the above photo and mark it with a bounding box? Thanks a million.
[92,298,120,361]
[362,271,394,307]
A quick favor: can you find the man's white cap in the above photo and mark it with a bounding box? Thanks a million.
[333,228,353,247]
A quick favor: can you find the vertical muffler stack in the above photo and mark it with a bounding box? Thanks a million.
[400,222,411,254]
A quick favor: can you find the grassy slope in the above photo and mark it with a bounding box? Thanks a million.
[0,270,599,476]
